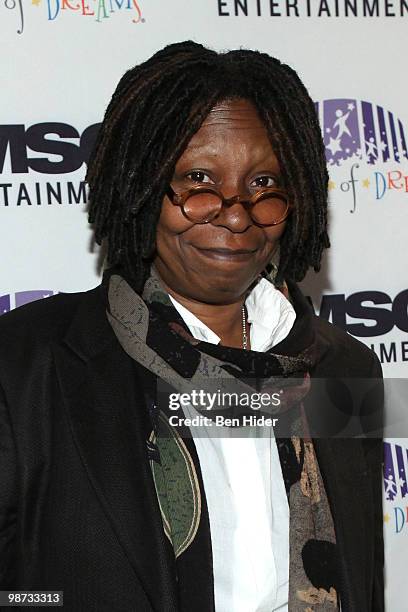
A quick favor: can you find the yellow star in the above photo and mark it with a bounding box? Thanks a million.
[32,0,41,5]
[383,513,391,523]
[328,180,336,191]
[362,178,370,188]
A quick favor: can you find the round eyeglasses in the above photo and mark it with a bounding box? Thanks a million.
[166,184,292,226]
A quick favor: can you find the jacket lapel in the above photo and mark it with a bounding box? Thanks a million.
[52,286,179,612]
[314,438,372,612]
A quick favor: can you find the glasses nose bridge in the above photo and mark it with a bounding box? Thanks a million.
[222,192,252,209]
[211,192,253,229]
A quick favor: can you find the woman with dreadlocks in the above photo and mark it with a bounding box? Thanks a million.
[0,42,383,611]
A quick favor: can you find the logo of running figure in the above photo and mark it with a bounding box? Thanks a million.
[316,99,408,167]
[383,441,408,502]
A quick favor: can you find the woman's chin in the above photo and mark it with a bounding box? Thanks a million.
[190,277,258,304]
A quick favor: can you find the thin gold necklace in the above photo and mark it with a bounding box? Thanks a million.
[242,305,248,350]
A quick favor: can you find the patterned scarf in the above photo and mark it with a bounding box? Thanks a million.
[104,266,340,611]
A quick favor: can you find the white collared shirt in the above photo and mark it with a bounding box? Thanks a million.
[169,278,296,612]
[168,277,295,352]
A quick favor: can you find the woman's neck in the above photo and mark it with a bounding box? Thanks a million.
[164,284,250,350]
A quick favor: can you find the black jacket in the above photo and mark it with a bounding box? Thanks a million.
[0,283,384,611]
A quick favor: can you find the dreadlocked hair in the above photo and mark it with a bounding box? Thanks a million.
[87,40,330,291]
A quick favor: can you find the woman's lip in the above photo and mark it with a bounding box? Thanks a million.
[190,245,257,261]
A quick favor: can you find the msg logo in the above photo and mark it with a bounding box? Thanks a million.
[313,290,408,336]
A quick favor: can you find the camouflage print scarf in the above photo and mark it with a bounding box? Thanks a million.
[104,266,340,612]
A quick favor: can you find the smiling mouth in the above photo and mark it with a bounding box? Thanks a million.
[191,245,257,261]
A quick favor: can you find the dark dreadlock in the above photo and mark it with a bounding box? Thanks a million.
[87,40,330,291]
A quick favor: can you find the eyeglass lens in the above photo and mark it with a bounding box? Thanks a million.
[183,191,289,225]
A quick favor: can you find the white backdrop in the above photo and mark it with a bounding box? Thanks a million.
[1,2,407,609]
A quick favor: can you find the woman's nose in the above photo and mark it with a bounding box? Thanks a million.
[210,184,253,232]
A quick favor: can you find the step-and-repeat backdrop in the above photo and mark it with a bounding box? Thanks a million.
[1,2,407,608]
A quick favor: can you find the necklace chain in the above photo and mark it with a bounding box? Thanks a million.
[242,305,248,350]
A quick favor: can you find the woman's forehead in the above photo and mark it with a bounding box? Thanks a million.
[179,98,274,161]
[198,98,266,131]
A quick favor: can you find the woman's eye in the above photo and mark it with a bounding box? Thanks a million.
[186,171,212,184]
[251,176,276,189]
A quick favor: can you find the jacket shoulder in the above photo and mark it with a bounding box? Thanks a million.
[312,314,382,377]
[0,286,101,352]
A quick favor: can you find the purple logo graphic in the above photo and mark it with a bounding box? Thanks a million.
[384,441,408,502]
[0,290,55,315]
[383,441,408,533]
[316,99,408,166]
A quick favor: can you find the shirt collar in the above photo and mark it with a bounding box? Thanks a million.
[168,277,296,352]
